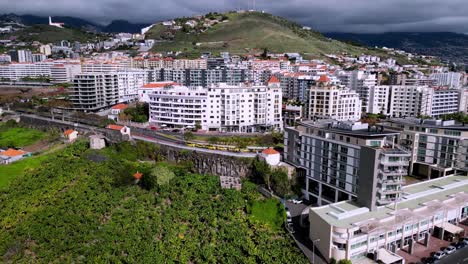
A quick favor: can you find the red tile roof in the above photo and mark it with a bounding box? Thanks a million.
[141,82,175,88]
[268,76,280,84]
[317,75,330,83]
[133,171,143,180]
[111,103,128,110]
[262,148,279,155]
[63,129,76,136]
[107,125,124,131]
[0,148,27,157]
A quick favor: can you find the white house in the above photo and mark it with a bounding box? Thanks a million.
[108,103,128,121]
[107,124,131,137]
[260,148,281,166]
[0,148,31,164]
[63,129,78,143]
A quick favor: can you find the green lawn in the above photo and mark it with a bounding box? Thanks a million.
[248,198,286,230]
[0,127,46,148]
[0,155,46,188]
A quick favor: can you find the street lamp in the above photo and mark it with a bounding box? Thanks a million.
[312,238,320,264]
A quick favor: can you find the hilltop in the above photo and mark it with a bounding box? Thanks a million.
[147,11,390,59]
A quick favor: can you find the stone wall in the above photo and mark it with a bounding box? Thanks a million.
[157,144,254,178]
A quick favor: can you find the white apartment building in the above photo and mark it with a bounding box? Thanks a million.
[306,83,362,121]
[430,72,463,89]
[310,176,468,264]
[117,70,148,102]
[9,50,33,63]
[337,70,377,113]
[368,85,391,115]
[137,81,178,103]
[70,73,119,111]
[0,54,11,64]
[0,62,52,81]
[81,62,127,73]
[389,86,433,118]
[51,64,82,84]
[39,45,52,56]
[148,85,207,128]
[147,81,283,132]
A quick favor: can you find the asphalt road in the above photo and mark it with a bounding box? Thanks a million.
[437,247,468,264]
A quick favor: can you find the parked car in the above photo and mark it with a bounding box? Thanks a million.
[453,241,466,249]
[433,251,446,260]
[444,246,456,254]
[424,257,437,264]
[462,237,468,245]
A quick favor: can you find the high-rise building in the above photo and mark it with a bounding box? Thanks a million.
[381,118,468,178]
[284,120,410,208]
[306,79,362,121]
[147,79,282,132]
[9,50,33,63]
[430,72,463,89]
[70,73,119,111]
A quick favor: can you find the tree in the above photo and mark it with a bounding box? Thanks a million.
[252,158,271,189]
[184,131,195,141]
[338,259,352,264]
[271,168,290,197]
[208,136,219,145]
[194,121,202,131]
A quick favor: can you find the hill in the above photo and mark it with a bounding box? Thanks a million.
[325,32,468,65]
[0,141,307,263]
[6,24,103,43]
[147,11,389,59]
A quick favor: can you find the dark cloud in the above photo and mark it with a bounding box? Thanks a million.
[1,0,468,33]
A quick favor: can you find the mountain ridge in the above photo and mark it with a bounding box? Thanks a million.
[325,32,468,65]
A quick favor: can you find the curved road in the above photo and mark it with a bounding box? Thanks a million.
[16,112,257,158]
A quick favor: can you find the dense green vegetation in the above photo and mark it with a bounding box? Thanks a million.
[149,11,388,59]
[121,103,149,123]
[440,112,468,123]
[0,141,307,263]
[0,122,46,148]
[247,199,285,230]
[7,24,102,43]
[0,154,45,188]
[252,158,299,197]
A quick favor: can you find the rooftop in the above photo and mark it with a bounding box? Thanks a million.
[310,175,468,230]
[385,118,468,131]
[0,148,27,157]
[297,120,400,138]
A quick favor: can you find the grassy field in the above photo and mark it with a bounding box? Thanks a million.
[248,198,286,230]
[0,143,64,189]
[0,126,46,148]
[0,155,46,188]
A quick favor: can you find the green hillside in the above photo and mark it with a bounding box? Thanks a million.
[0,141,307,263]
[7,24,102,43]
[149,11,385,59]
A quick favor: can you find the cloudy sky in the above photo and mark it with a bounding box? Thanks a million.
[1,0,468,33]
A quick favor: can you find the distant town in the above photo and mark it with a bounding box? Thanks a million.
[0,10,467,264]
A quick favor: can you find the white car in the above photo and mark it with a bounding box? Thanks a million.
[444,246,456,255]
[291,199,303,204]
[433,251,446,259]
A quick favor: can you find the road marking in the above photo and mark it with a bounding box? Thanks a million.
[463,257,468,262]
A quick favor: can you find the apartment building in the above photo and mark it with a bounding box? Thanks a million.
[337,71,377,113]
[310,176,468,263]
[306,82,362,121]
[389,86,433,118]
[151,68,250,87]
[50,63,82,84]
[284,120,410,208]
[70,73,119,111]
[148,85,207,128]
[9,50,33,63]
[430,72,463,89]
[0,62,53,81]
[380,118,468,178]
[147,80,282,132]
[117,70,148,102]
[276,72,315,101]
